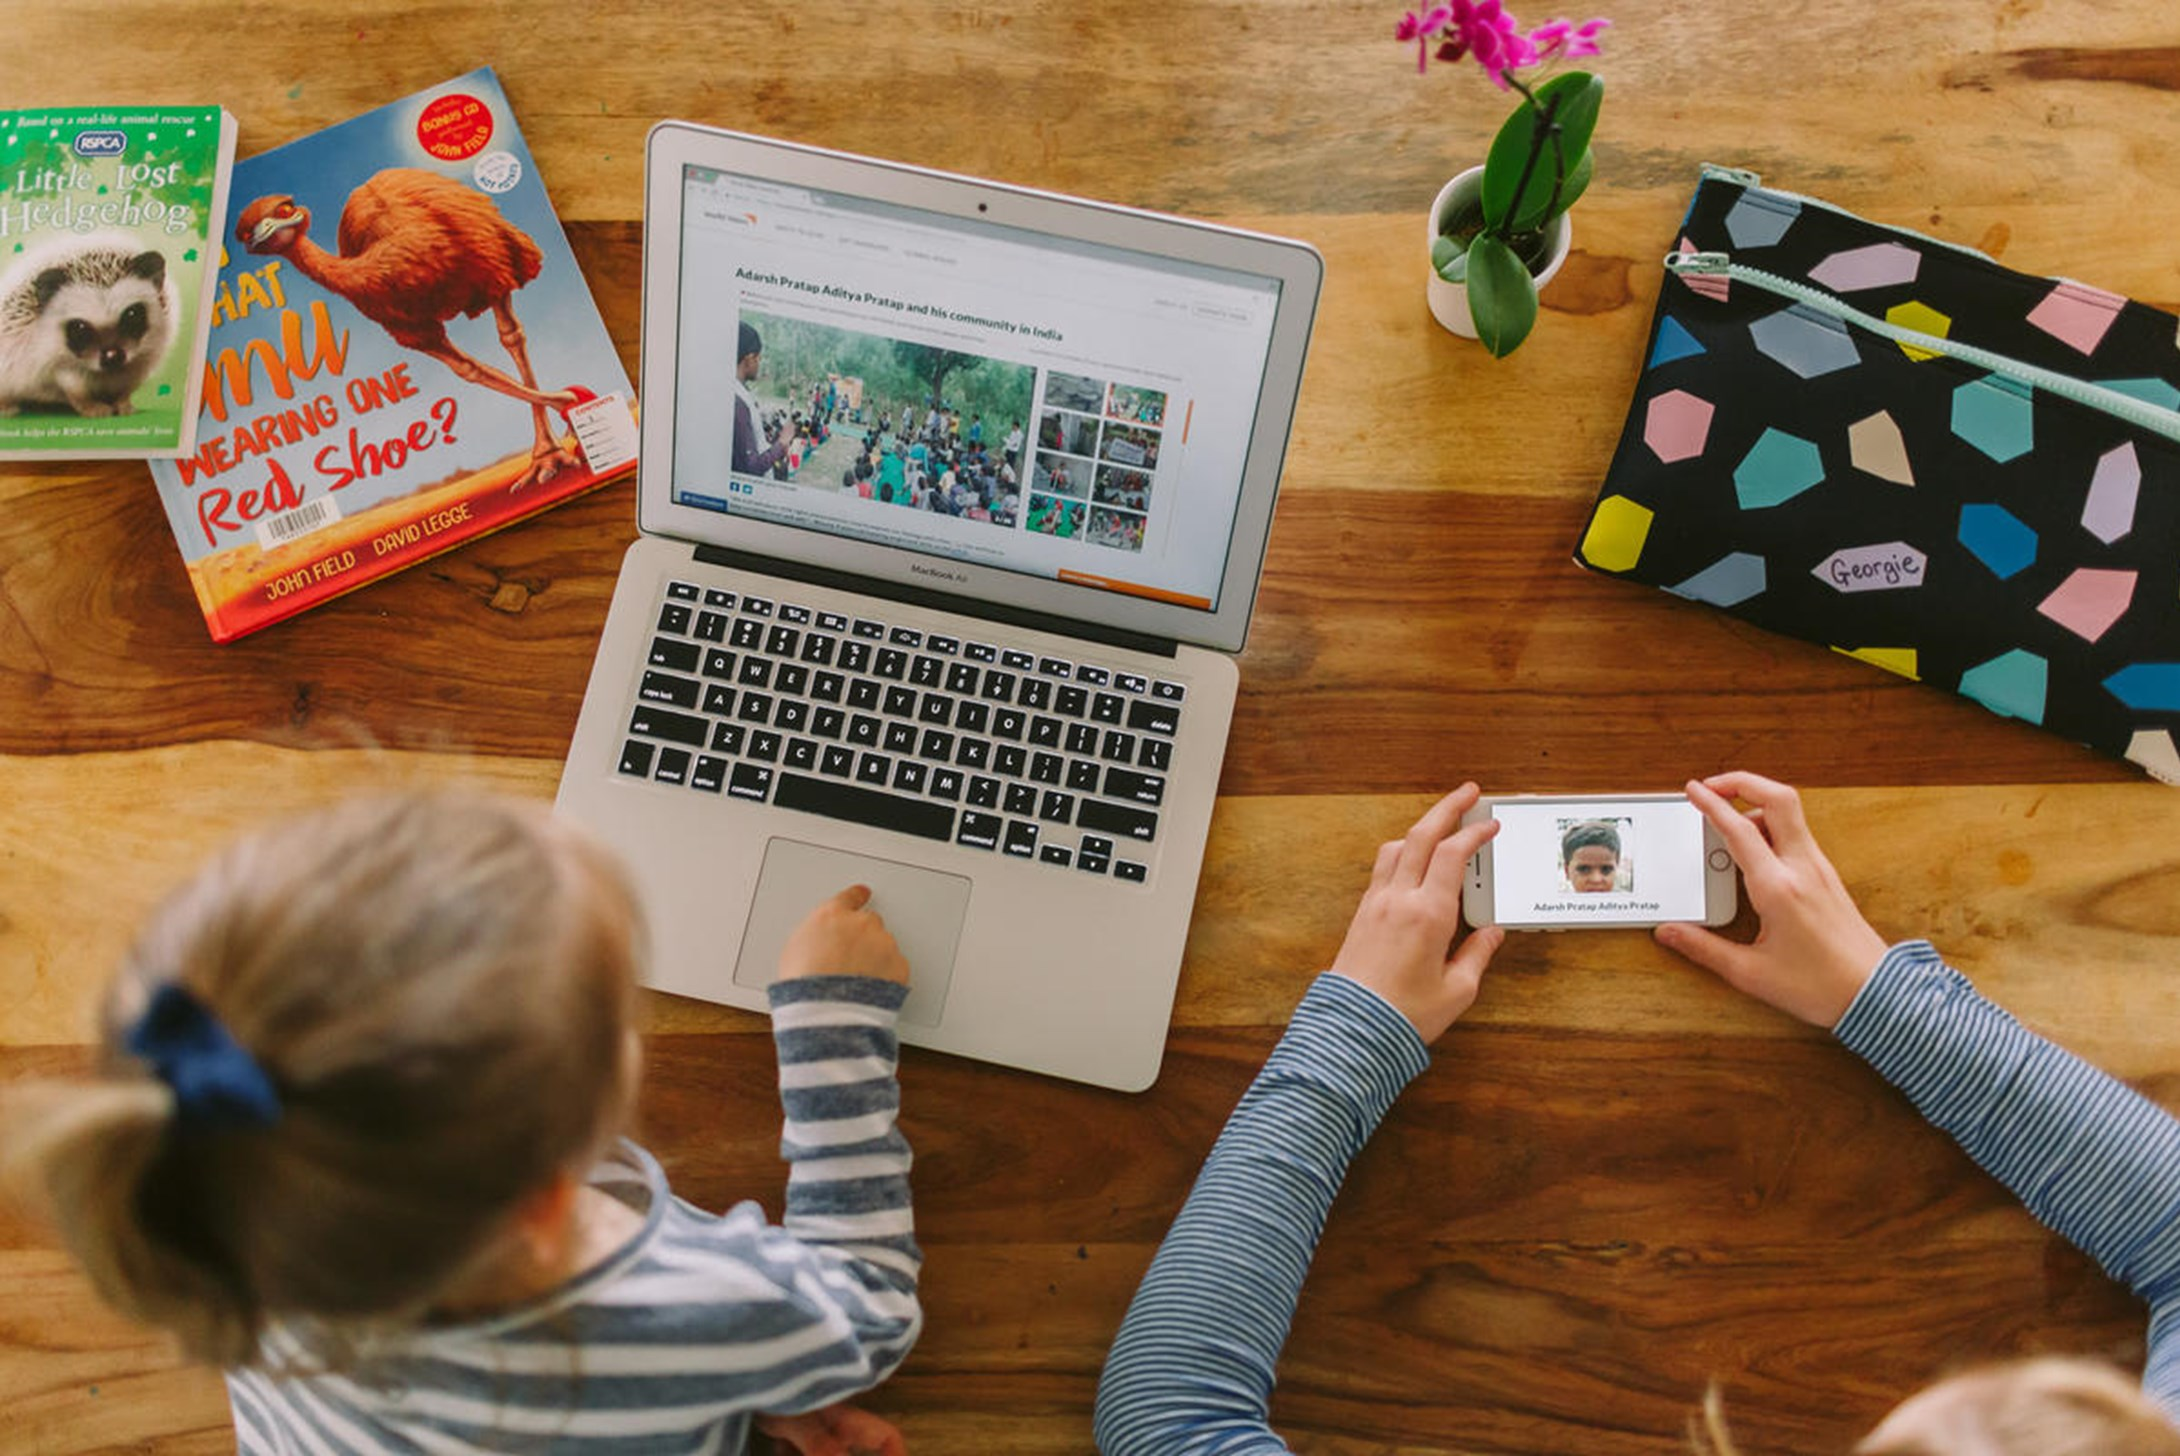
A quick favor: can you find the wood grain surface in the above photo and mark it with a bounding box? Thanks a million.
[4,2,2179,1452]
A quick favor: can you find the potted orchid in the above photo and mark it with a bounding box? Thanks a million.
[1397,1,1609,355]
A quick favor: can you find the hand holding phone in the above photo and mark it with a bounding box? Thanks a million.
[1329,783,1505,1043]
[1460,792,1739,930]
[1654,773,1890,1028]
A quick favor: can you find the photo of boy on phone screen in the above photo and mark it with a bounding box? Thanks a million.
[1557,818,1633,894]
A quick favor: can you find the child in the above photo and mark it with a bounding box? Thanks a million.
[1560,818,1622,893]
[1094,776,2180,1455]
[2,792,921,1454]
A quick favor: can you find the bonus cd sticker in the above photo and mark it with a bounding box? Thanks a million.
[417,92,494,161]
[473,150,522,194]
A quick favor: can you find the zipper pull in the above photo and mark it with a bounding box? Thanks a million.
[1664,251,1731,275]
[1699,163,1763,188]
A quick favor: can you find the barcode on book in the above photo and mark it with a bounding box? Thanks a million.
[253,495,342,551]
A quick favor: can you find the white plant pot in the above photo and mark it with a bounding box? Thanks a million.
[1425,164,1573,339]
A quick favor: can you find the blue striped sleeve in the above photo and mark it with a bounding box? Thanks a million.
[761,974,923,1412]
[221,987,929,1456]
[1835,940,2180,1418]
[1095,973,1432,1456]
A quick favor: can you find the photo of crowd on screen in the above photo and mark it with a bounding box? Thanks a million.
[1106,384,1166,427]
[740,308,1033,533]
[1043,371,1104,414]
[1087,505,1145,552]
[1038,408,1100,457]
[1099,422,1161,471]
[1034,450,1092,499]
[1027,492,1087,539]
[1093,465,1151,512]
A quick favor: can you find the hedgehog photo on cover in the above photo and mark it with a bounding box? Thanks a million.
[0,232,179,418]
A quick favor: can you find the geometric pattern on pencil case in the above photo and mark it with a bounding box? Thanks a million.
[1579,172,2180,782]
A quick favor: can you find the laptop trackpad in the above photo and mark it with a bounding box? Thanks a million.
[731,839,968,1028]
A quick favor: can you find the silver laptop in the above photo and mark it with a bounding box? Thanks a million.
[555,123,1321,1091]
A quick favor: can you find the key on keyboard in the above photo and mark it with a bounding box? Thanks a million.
[616,580,1188,881]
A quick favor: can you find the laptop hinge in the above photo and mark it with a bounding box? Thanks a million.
[692,545,1181,658]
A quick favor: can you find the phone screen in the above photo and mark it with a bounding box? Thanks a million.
[1489,798,1710,925]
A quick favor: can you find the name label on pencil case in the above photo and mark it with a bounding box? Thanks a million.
[1816,542,1926,593]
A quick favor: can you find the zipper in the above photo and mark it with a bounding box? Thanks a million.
[1663,250,2180,447]
[1697,163,2001,265]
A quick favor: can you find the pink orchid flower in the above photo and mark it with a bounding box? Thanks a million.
[1464,0,1538,87]
[1395,4,1456,72]
[1404,0,1546,88]
[1529,16,1611,61]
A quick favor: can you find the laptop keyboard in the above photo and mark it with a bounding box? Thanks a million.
[616,579,1187,882]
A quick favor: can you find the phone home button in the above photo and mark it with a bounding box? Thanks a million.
[1708,848,1733,872]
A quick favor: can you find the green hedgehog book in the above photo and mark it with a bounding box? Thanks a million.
[0,106,237,459]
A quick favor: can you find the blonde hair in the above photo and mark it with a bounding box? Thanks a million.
[1692,1360,2180,1455]
[1,792,642,1369]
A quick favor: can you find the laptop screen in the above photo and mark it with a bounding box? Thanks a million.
[668,166,1284,615]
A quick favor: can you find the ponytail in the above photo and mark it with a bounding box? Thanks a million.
[3,1076,266,1366]
[1,791,642,1371]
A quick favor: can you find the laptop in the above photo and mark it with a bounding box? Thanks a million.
[554,123,1321,1091]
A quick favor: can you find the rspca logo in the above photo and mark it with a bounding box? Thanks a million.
[72,130,128,159]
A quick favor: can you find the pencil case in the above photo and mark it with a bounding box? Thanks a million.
[1575,164,2180,783]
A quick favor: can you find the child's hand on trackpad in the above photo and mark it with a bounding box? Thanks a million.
[777,884,911,985]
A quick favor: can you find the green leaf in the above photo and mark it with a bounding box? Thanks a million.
[1431,232,1467,281]
[1513,146,1593,232]
[1481,72,1604,229]
[1465,235,1539,357]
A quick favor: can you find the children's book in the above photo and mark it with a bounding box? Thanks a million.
[147,69,639,642]
[0,106,236,459]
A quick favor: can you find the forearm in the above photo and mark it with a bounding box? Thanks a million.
[1094,974,1430,1456]
[739,442,786,475]
[734,409,787,476]
[768,977,921,1365]
[1836,941,2180,1409]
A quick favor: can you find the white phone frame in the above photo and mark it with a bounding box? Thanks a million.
[1460,792,1739,930]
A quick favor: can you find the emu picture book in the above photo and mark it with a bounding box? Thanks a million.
[147,69,638,642]
[0,105,236,459]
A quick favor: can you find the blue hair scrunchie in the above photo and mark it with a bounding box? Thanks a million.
[123,983,283,1133]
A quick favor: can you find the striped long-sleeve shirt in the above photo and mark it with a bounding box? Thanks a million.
[1834,941,2180,1416]
[227,975,921,1455]
[1094,948,2180,1455]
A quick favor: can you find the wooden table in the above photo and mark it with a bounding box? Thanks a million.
[6,5,2178,1452]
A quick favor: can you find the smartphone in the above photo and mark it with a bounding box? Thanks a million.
[1460,792,1739,929]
